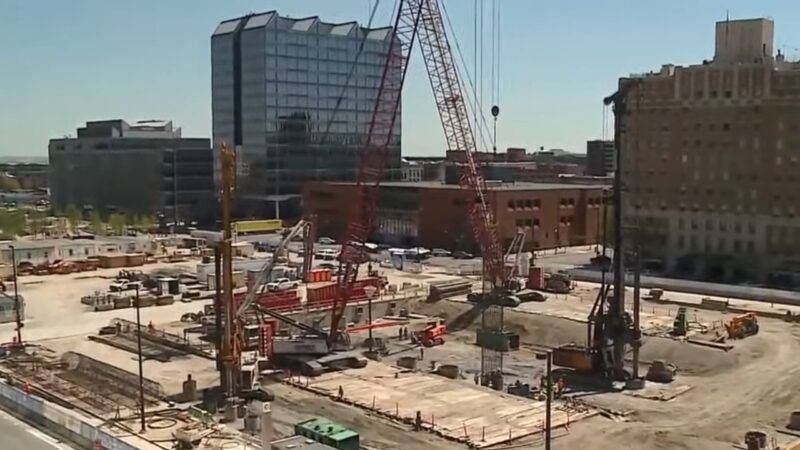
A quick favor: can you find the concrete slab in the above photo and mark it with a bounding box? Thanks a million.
[287,362,597,448]
[43,337,218,396]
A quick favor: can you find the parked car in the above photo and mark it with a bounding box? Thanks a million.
[267,278,299,292]
[317,237,336,245]
[431,248,451,257]
[452,251,474,259]
[590,254,611,268]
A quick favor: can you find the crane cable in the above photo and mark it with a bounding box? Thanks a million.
[315,0,383,173]
[440,0,493,152]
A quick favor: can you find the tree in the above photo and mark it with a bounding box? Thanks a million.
[109,213,126,235]
[27,209,47,238]
[126,214,139,227]
[0,210,26,239]
[64,205,82,234]
[141,215,157,228]
[89,210,104,235]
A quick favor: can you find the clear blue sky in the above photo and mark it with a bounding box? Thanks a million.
[2,0,800,157]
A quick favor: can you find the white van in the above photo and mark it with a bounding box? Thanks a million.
[315,249,338,260]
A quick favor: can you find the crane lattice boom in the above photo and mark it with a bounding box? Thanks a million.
[414,0,505,288]
[331,1,424,345]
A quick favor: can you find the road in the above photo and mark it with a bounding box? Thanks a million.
[0,408,76,450]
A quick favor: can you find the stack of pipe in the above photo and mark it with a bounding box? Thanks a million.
[427,279,472,301]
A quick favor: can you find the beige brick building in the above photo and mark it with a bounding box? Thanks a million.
[618,18,800,286]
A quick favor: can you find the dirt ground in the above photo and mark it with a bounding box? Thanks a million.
[267,382,469,450]
[409,298,800,449]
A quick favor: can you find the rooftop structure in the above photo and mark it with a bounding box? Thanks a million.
[271,436,337,450]
[326,180,605,191]
[77,119,182,139]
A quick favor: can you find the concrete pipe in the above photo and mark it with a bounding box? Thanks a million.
[744,430,767,450]
[436,364,460,379]
[397,356,417,370]
[789,411,800,430]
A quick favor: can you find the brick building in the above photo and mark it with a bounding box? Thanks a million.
[303,181,606,251]
[618,18,800,285]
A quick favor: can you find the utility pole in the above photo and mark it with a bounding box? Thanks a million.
[134,285,146,433]
[545,351,552,450]
[10,246,22,346]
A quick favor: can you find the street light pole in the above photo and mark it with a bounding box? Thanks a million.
[135,285,146,433]
[9,245,22,346]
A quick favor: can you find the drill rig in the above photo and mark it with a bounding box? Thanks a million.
[583,82,642,380]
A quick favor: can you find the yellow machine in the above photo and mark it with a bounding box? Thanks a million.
[725,313,759,339]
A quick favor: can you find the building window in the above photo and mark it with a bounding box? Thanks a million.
[746,241,755,254]
[533,199,541,209]
[678,235,685,249]
[516,200,524,209]
[524,199,532,209]
[516,219,524,227]
[69,249,74,256]
[533,218,540,227]
[524,219,532,227]
[507,200,514,210]
[44,251,49,259]
[733,240,741,254]
[26,252,31,260]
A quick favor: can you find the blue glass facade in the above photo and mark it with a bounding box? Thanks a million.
[212,12,400,219]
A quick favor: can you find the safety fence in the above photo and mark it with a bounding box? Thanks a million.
[0,380,140,450]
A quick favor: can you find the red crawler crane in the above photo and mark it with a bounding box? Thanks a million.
[331,0,512,347]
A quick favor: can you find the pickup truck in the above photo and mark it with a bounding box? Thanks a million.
[109,280,142,292]
[267,278,299,292]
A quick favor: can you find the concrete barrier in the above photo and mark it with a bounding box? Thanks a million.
[568,268,800,307]
[0,381,140,450]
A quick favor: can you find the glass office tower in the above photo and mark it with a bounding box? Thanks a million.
[212,11,400,219]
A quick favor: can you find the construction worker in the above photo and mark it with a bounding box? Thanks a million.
[398,327,404,339]
[415,410,422,431]
[556,377,566,397]
[338,385,344,399]
[419,347,424,360]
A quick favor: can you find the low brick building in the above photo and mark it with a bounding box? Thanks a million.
[303,181,607,252]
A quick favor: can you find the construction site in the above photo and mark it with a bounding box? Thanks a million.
[2,2,800,450]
